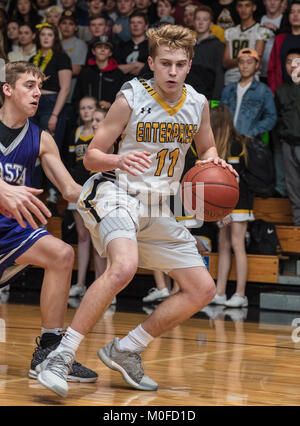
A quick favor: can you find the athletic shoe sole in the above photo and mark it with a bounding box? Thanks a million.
[28,368,97,382]
[98,348,157,391]
[37,372,68,397]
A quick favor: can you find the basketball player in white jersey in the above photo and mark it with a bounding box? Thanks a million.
[38,24,237,397]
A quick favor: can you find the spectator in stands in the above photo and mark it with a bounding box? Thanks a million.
[60,10,88,165]
[85,0,113,41]
[60,0,90,41]
[6,19,20,53]
[209,104,254,308]
[187,5,225,99]
[44,5,64,29]
[222,0,269,85]
[221,48,277,138]
[86,14,109,64]
[73,35,125,110]
[260,0,284,84]
[104,0,118,22]
[210,0,240,30]
[87,0,105,16]
[8,23,36,62]
[274,48,300,224]
[152,0,175,26]
[36,0,56,19]
[12,0,42,27]
[30,23,72,210]
[68,98,107,298]
[112,0,136,43]
[115,11,149,79]
[60,10,88,103]
[136,0,157,25]
[267,0,300,93]
[173,0,201,26]
[60,0,89,26]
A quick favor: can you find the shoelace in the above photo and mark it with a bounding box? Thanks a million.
[46,353,73,380]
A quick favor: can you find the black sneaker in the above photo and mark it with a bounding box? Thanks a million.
[28,336,98,383]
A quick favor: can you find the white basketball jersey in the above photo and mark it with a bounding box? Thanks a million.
[116,78,206,199]
[224,23,271,85]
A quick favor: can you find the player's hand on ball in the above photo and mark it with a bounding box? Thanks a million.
[196,157,238,177]
[118,151,152,176]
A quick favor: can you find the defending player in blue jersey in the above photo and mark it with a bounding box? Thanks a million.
[0,61,98,383]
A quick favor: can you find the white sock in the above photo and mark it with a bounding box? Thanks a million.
[118,324,154,352]
[55,327,84,354]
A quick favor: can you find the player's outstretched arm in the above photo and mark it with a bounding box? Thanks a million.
[84,95,151,176]
[194,100,238,177]
[0,179,51,229]
[39,131,82,203]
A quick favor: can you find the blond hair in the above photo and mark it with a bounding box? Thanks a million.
[146,24,196,60]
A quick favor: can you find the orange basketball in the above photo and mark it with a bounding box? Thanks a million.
[181,163,239,222]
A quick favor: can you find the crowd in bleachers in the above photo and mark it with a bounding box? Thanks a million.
[0,0,299,307]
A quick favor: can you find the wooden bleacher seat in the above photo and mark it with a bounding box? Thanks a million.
[253,197,293,224]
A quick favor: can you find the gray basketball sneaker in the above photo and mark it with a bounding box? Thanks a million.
[98,337,158,391]
[37,350,75,397]
[29,336,98,383]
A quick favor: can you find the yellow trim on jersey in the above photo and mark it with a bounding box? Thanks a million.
[175,215,196,221]
[119,133,126,149]
[139,78,187,116]
[190,145,198,158]
[231,209,254,214]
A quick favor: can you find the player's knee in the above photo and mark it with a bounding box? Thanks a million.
[107,262,137,291]
[195,278,216,307]
[56,243,74,270]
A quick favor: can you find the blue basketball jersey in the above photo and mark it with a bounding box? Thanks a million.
[0,120,50,286]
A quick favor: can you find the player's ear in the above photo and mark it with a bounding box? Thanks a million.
[148,55,154,71]
[2,83,12,97]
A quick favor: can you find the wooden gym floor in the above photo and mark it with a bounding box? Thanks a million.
[1,286,300,407]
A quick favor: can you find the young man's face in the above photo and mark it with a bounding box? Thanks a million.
[148,45,192,97]
[19,25,35,46]
[6,73,42,117]
[238,56,258,78]
[156,0,173,18]
[183,7,197,28]
[117,0,135,16]
[89,17,107,36]
[289,3,300,29]
[236,1,256,20]
[286,53,300,81]
[93,44,112,62]
[194,11,212,35]
[129,16,148,37]
[263,0,282,15]
[88,0,104,15]
[59,18,78,39]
